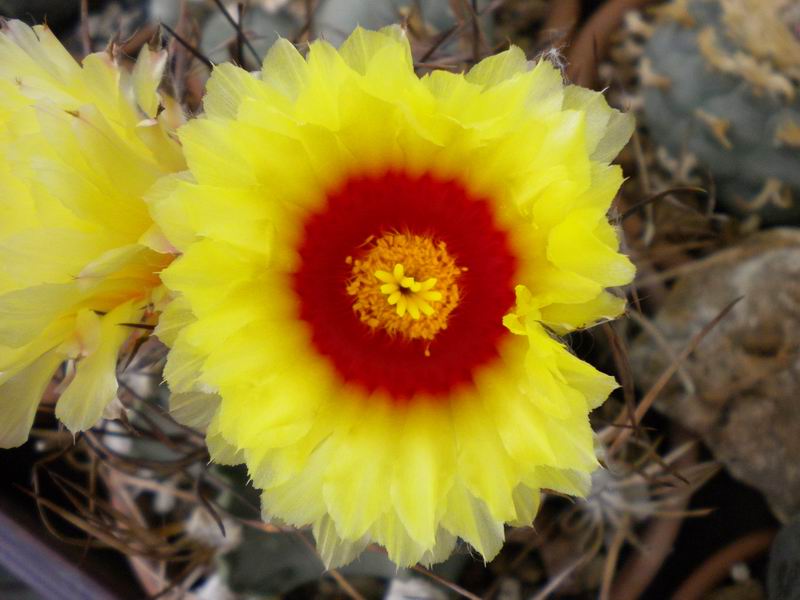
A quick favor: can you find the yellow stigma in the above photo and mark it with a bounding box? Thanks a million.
[347,233,464,341]
[375,263,442,319]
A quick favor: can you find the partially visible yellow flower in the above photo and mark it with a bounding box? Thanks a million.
[153,27,635,567]
[0,21,184,447]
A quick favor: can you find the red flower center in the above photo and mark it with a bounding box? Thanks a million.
[293,171,518,402]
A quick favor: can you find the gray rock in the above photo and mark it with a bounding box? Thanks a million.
[149,0,214,30]
[199,0,493,68]
[316,0,457,46]
[641,0,800,225]
[201,5,297,65]
[386,576,448,600]
[710,581,765,600]
[315,0,493,50]
[84,1,148,51]
[629,229,800,520]
[769,517,800,600]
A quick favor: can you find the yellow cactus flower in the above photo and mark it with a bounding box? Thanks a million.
[152,27,635,567]
[0,20,184,447]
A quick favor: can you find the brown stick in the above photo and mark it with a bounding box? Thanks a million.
[607,296,741,455]
[161,22,213,69]
[539,0,581,47]
[80,0,91,56]
[566,0,657,88]
[600,514,631,600]
[609,432,699,600]
[211,0,259,64]
[412,565,483,600]
[670,530,777,600]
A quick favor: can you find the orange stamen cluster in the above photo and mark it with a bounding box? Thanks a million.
[347,233,464,341]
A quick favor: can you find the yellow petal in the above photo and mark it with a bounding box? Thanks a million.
[0,283,84,348]
[390,403,455,548]
[529,466,592,497]
[261,38,309,102]
[509,484,541,527]
[338,25,411,76]
[0,228,110,287]
[452,394,518,521]
[563,84,635,163]
[541,290,626,334]
[466,45,528,88]
[261,437,332,526]
[55,300,139,432]
[170,391,221,431]
[322,401,394,539]
[548,210,636,288]
[205,62,266,119]
[0,350,62,448]
[178,118,259,187]
[442,482,504,561]
[132,44,167,118]
[370,509,427,567]
[314,515,370,569]
[154,294,195,348]
[419,528,458,568]
[207,413,245,465]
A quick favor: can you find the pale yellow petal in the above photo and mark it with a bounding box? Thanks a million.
[370,509,427,567]
[466,45,529,88]
[419,528,458,568]
[207,413,245,465]
[391,403,456,548]
[261,437,333,527]
[0,350,62,448]
[261,38,309,102]
[205,62,269,119]
[132,45,167,118]
[55,300,139,432]
[0,283,84,348]
[314,515,370,569]
[322,401,395,539]
[541,290,626,334]
[339,25,412,76]
[442,483,504,561]
[154,294,195,348]
[170,391,221,431]
[547,210,636,288]
[509,484,541,527]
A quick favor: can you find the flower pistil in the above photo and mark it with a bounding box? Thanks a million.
[347,232,463,340]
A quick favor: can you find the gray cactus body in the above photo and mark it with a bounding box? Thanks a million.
[642,0,800,224]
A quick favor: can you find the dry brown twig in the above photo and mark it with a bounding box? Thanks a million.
[210,0,259,66]
[79,0,90,56]
[605,296,742,455]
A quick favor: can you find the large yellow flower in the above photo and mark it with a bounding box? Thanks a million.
[0,21,184,447]
[153,27,635,567]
